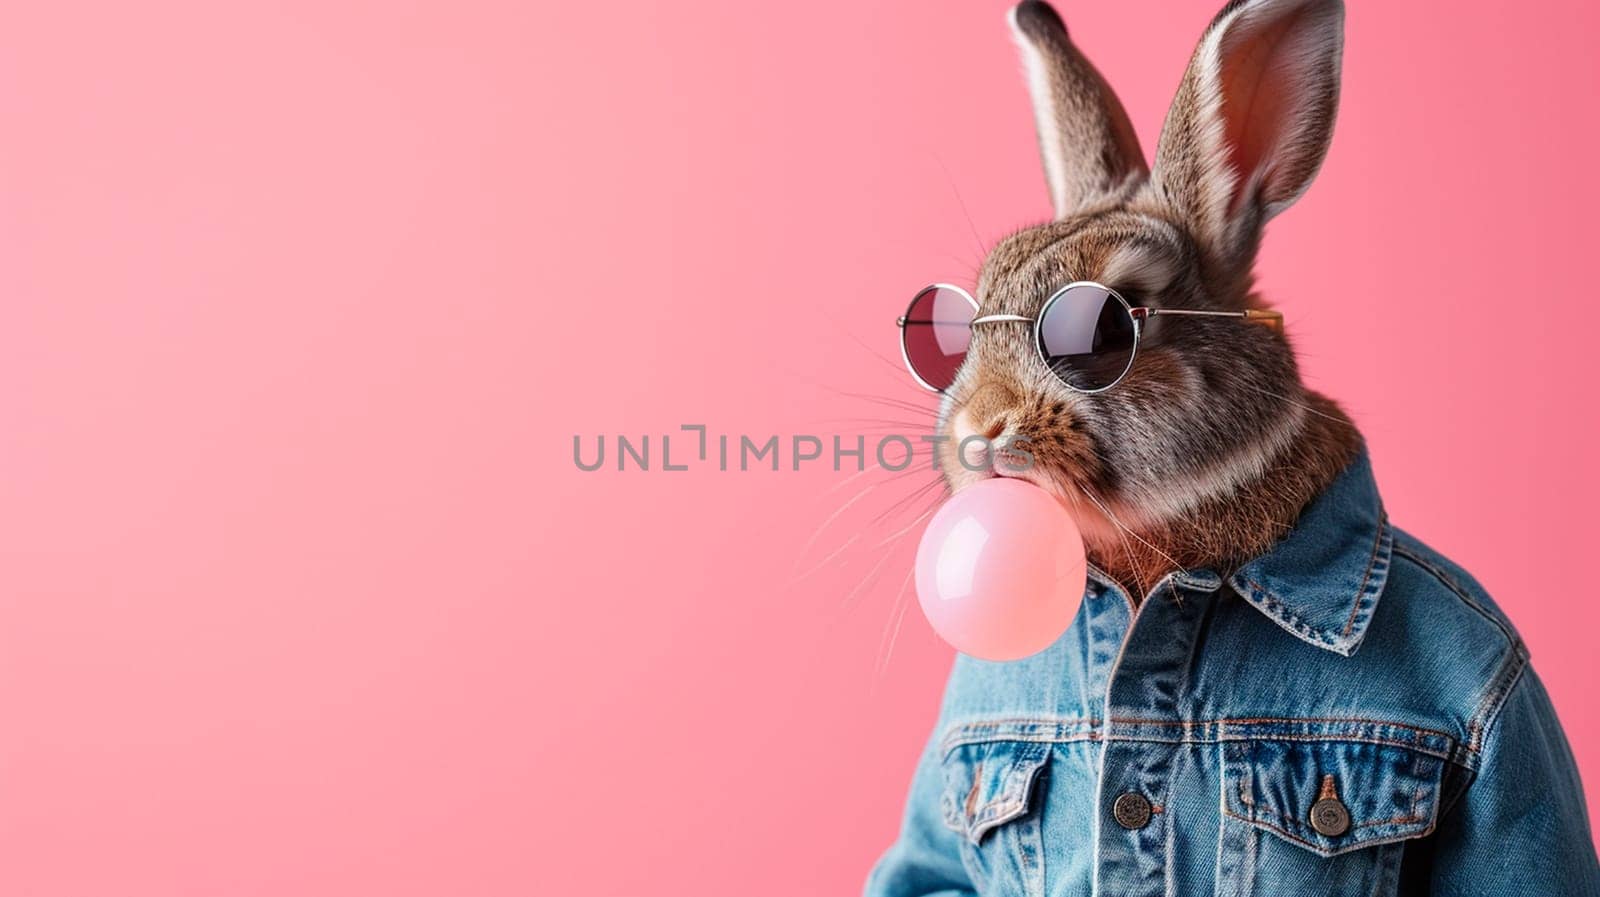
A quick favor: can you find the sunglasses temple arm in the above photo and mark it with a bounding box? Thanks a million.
[1140,307,1284,332]
[1244,309,1285,332]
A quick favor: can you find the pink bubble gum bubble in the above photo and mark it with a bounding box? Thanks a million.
[914,477,1087,661]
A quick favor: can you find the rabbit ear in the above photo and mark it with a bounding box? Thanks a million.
[1009,1,1147,218]
[1151,0,1344,273]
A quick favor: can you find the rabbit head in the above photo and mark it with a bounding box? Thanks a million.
[936,0,1360,587]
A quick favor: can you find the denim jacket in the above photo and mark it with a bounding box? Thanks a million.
[866,452,1600,896]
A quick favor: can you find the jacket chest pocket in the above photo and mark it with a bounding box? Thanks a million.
[939,739,1050,897]
[1217,738,1446,897]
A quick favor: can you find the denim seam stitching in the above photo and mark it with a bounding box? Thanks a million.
[1465,641,1530,756]
[1107,715,1455,739]
[1240,797,1430,835]
[1340,511,1390,638]
[940,732,1097,758]
[1222,807,1438,858]
[1132,733,1454,760]
[1388,542,1526,766]
[1231,508,1391,654]
[942,735,1457,763]
[940,715,1460,757]
[1389,544,1519,647]
[1238,578,1338,647]
[943,743,1050,845]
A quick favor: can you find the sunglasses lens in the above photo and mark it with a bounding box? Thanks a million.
[1036,284,1137,391]
[901,286,975,391]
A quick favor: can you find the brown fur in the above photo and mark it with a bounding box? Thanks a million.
[1075,394,1360,592]
[938,0,1355,598]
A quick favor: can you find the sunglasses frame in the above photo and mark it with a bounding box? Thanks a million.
[897,280,1284,394]
[895,282,981,393]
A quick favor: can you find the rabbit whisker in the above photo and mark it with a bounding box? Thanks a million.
[872,567,918,690]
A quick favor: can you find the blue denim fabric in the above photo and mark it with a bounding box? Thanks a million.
[866,452,1600,896]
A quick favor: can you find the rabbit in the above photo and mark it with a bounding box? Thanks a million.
[870,4,1600,895]
[930,0,1361,597]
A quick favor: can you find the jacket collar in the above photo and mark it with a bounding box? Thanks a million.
[1085,449,1392,657]
[1225,449,1392,657]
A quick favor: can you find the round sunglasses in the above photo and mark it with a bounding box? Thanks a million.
[896,281,1284,394]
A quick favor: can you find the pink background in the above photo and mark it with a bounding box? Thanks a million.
[1,1,1597,894]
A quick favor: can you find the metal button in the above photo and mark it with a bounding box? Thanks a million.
[1309,797,1351,837]
[1112,791,1152,830]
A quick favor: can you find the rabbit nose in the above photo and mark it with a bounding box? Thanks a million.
[953,411,1008,442]
[951,384,1018,470]
[951,411,999,470]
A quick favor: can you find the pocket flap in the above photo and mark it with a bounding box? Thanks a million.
[1224,739,1446,857]
[939,739,1050,846]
